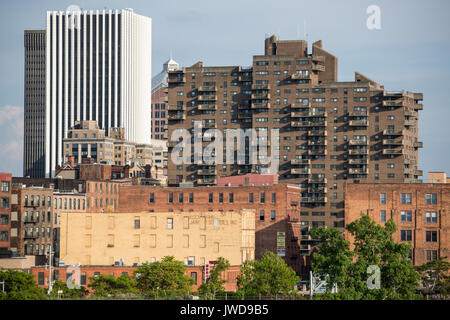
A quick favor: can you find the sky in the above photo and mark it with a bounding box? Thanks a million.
[0,0,449,178]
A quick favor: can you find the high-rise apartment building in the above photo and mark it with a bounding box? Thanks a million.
[151,57,179,140]
[167,35,424,230]
[24,8,152,178]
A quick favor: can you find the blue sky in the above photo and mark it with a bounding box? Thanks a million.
[0,0,449,178]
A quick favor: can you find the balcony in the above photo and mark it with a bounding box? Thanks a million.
[348,149,369,155]
[383,129,405,136]
[198,86,217,92]
[383,100,403,107]
[308,149,327,156]
[349,120,369,127]
[291,73,310,80]
[414,170,423,176]
[291,159,310,165]
[197,168,217,175]
[238,112,252,119]
[414,141,423,148]
[383,149,404,155]
[349,168,369,175]
[291,168,311,175]
[348,110,368,117]
[383,139,404,146]
[197,178,217,185]
[291,121,310,127]
[308,130,327,137]
[290,112,305,118]
[306,111,327,117]
[308,186,327,193]
[404,110,418,117]
[168,76,186,83]
[311,55,325,62]
[349,139,368,146]
[168,104,186,111]
[310,120,327,127]
[198,104,217,111]
[251,102,271,109]
[251,93,271,99]
[198,95,217,101]
[302,197,328,204]
[404,119,417,127]
[203,122,217,129]
[168,114,186,120]
[414,103,423,111]
[251,84,270,90]
[24,234,37,239]
[405,158,417,165]
[348,158,369,165]
[308,177,327,184]
[312,64,325,72]
[238,75,252,82]
[163,96,168,102]
[290,103,309,109]
[308,139,327,146]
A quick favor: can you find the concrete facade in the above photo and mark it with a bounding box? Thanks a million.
[59,210,255,267]
[345,183,450,266]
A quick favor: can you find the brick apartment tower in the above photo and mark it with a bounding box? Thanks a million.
[167,35,424,230]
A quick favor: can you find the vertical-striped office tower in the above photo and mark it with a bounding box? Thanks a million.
[26,8,151,178]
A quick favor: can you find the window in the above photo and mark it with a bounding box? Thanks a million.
[380,210,386,222]
[260,210,265,221]
[401,211,412,222]
[380,193,386,204]
[1,198,9,208]
[168,193,173,203]
[0,231,8,241]
[426,231,437,242]
[167,218,173,229]
[189,193,194,203]
[271,193,276,203]
[229,193,234,203]
[219,193,223,203]
[1,181,9,192]
[209,193,213,203]
[81,273,87,286]
[249,193,253,203]
[426,194,437,205]
[190,272,198,283]
[426,250,438,262]
[260,193,265,203]
[271,210,276,220]
[149,193,154,203]
[38,272,45,285]
[401,193,412,204]
[179,193,183,203]
[426,212,437,223]
[0,215,8,225]
[400,230,412,241]
[134,218,140,229]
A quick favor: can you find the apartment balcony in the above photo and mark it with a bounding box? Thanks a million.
[251,93,271,99]
[308,149,327,156]
[348,168,369,175]
[168,104,186,111]
[24,234,37,239]
[349,139,368,146]
[405,158,417,166]
[197,178,217,185]
[251,84,270,90]
[312,64,325,72]
[251,102,271,109]
[310,120,327,127]
[348,158,369,165]
[198,104,217,111]
[168,114,186,120]
[415,170,423,176]
[198,85,217,92]
[414,141,423,148]
[290,112,305,118]
[308,139,327,146]
[348,120,369,127]
[311,55,325,62]
[291,168,311,175]
[383,100,403,107]
[291,159,310,165]
[383,149,404,155]
[308,130,327,137]
[414,103,423,111]
[383,139,404,146]
[404,119,417,127]
[348,149,369,155]
[198,95,217,101]
[238,104,251,110]
[290,103,309,109]
[238,75,252,82]
[308,186,327,193]
[291,121,310,127]
[302,196,328,204]
[306,111,327,117]
[168,76,186,83]
[238,112,252,119]
[383,129,405,136]
[197,168,217,175]
[308,177,327,184]
[348,110,368,117]
[291,73,310,80]
[203,122,217,129]
[404,110,418,117]
[163,96,168,102]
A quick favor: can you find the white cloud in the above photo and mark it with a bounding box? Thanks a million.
[0,105,23,175]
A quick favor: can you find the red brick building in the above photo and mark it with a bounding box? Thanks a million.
[217,174,278,186]
[31,264,241,292]
[345,183,450,266]
[0,173,12,256]
[117,184,314,276]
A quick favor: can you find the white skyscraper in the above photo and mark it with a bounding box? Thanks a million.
[43,8,151,177]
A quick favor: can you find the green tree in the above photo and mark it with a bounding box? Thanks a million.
[416,257,450,298]
[237,251,299,297]
[88,273,137,297]
[48,280,89,299]
[198,257,230,299]
[310,214,421,300]
[134,256,194,298]
[0,269,47,300]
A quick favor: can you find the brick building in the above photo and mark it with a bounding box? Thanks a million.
[345,183,450,266]
[217,173,278,186]
[117,184,315,276]
[0,173,12,256]
[167,35,424,234]
[31,264,241,292]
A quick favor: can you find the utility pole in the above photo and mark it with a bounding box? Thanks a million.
[0,280,5,294]
[47,247,54,295]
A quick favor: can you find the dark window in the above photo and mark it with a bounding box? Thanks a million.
[219,193,223,203]
[401,193,412,204]
[426,194,437,205]
[80,273,86,286]
[190,272,197,283]
[271,210,276,220]
[271,193,276,203]
[134,219,140,229]
[260,210,265,221]
[179,193,183,203]
[53,270,59,281]
[38,272,44,285]
[168,193,173,203]
[149,193,154,203]
[0,215,8,225]
[209,193,213,203]
[401,211,412,222]
[260,193,265,203]
[380,193,386,204]
[400,230,412,241]
[249,193,253,203]
[229,193,234,203]
[189,193,194,203]
[426,231,437,242]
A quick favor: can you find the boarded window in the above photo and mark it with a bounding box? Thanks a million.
[200,235,206,248]
[149,234,156,248]
[84,234,92,248]
[150,216,157,229]
[133,234,140,247]
[183,235,189,248]
[167,235,173,248]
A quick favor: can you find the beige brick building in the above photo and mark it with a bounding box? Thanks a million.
[59,209,255,266]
